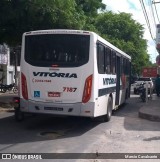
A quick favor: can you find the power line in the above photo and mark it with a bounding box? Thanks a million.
[149,0,157,27]
[139,0,155,41]
[147,0,157,39]
[152,0,160,23]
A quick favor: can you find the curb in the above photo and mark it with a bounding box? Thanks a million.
[0,107,14,112]
[139,107,160,122]
[0,102,14,112]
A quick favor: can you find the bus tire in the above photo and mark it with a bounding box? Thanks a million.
[15,109,24,122]
[104,96,113,122]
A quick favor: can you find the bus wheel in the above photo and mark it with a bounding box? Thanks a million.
[104,97,113,122]
[15,109,24,122]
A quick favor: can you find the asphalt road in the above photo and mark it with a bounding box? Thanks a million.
[0,92,160,162]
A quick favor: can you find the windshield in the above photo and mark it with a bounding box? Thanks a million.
[25,34,90,67]
[137,78,151,81]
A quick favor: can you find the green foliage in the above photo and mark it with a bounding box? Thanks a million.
[75,0,105,30]
[0,0,153,74]
[0,0,105,45]
[0,0,87,45]
[95,11,152,75]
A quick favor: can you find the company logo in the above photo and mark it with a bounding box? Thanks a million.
[103,77,116,85]
[33,72,77,78]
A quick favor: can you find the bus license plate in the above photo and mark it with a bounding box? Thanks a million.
[44,107,63,111]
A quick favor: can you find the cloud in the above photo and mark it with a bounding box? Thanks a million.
[103,0,130,13]
[102,0,159,63]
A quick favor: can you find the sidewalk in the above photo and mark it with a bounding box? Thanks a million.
[139,94,160,122]
[0,92,17,112]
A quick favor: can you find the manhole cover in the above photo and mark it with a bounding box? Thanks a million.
[39,131,64,139]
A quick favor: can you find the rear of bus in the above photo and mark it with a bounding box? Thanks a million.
[19,30,96,117]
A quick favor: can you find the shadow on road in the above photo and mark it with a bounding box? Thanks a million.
[0,111,101,145]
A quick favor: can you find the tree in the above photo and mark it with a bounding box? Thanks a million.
[75,0,105,30]
[0,0,105,46]
[0,0,84,46]
[95,11,151,75]
[0,1,152,75]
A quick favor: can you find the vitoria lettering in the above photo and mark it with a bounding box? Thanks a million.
[33,72,77,78]
[103,78,116,85]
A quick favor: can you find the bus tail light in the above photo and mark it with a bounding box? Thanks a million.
[13,97,20,108]
[21,73,28,100]
[82,75,93,103]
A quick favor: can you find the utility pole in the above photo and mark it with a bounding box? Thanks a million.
[13,48,17,86]
[13,45,21,86]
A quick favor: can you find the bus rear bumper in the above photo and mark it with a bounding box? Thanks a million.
[20,99,95,117]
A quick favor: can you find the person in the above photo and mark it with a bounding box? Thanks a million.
[155,74,160,96]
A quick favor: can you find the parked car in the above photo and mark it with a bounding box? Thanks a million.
[133,77,153,94]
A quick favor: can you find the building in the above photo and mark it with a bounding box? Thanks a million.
[156,24,160,53]
[0,44,20,85]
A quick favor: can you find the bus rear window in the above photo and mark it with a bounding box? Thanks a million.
[25,34,90,67]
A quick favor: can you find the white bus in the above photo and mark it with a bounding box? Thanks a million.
[14,29,131,122]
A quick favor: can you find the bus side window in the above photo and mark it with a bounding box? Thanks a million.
[121,57,123,75]
[123,58,127,75]
[105,47,111,74]
[97,43,105,74]
[124,58,130,75]
[112,51,116,74]
[126,59,130,75]
[122,57,127,75]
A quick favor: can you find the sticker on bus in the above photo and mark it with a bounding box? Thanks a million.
[34,91,40,97]
[48,92,61,97]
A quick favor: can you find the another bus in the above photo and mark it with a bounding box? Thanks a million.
[14,29,131,122]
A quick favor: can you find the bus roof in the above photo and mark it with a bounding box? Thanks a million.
[24,29,91,35]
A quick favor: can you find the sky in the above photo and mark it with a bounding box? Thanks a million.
[102,0,160,63]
